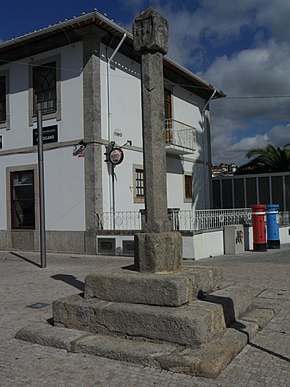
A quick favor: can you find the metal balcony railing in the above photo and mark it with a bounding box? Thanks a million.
[96,208,269,231]
[165,119,196,151]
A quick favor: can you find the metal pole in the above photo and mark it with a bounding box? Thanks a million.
[112,164,116,230]
[37,109,47,268]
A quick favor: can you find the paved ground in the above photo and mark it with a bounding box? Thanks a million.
[0,246,290,386]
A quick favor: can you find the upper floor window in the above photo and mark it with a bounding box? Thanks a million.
[164,89,172,121]
[0,76,6,123]
[164,89,173,143]
[33,61,56,115]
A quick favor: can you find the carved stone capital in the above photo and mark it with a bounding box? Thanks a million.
[133,7,168,55]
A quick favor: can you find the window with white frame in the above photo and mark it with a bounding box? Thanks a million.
[184,173,193,202]
[134,166,145,203]
[29,56,61,124]
[33,61,56,114]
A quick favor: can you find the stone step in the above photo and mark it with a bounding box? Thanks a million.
[53,295,226,346]
[200,283,264,325]
[84,266,222,307]
[16,319,258,378]
[241,308,275,329]
[84,270,191,307]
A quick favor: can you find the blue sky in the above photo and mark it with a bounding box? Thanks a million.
[1,0,290,165]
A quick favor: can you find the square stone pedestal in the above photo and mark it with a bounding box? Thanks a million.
[134,231,182,272]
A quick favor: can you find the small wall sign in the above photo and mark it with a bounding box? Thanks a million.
[33,125,58,145]
[109,147,124,165]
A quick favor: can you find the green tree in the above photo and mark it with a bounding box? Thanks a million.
[235,144,290,174]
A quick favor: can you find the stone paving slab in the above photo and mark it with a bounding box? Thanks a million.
[257,288,290,301]
[242,307,275,329]
[201,282,263,325]
[15,321,93,351]
[15,319,258,379]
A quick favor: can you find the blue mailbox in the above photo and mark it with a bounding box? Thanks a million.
[266,204,280,249]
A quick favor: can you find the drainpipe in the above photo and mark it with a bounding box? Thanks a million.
[107,33,127,142]
[106,33,127,222]
[202,90,216,209]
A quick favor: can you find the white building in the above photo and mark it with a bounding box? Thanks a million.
[0,10,225,254]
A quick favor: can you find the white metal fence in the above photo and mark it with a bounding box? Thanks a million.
[96,208,264,231]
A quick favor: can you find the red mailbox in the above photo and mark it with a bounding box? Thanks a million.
[251,204,267,252]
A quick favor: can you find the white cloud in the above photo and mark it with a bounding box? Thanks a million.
[203,38,290,164]
[118,0,290,164]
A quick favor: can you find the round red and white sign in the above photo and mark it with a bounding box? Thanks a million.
[109,147,124,165]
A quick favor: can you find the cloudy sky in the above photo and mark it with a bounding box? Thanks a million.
[1,0,290,165]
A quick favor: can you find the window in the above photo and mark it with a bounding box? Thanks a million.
[184,174,193,201]
[33,61,56,114]
[0,76,6,123]
[134,167,145,203]
[11,171,35,229]
[136,168,144,197]
[164,89,172,120]
[164,89,172,143]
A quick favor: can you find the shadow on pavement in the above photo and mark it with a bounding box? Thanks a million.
[10,252,42,268]
[51,274,85,291]
[249,342,290,363]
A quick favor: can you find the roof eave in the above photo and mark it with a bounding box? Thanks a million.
[0,10,226,99]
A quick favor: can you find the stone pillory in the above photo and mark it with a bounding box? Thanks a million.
[133,7,168,54]
[133,8,182,272]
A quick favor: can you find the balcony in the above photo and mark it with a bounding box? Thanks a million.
[165,119,196,155]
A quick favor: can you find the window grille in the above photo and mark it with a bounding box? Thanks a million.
[135,168,144,198]
[33,62,56,114]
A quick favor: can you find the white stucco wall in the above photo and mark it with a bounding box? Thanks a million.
[58,43,84,142]
[0,43,86,232]
[0,148,85,232]
[2,43,84,151]
[100,44,142,146]
[44,147,85,230]
[99,45,211,213]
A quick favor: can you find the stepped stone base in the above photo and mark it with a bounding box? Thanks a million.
[53,295,226,346]
[84,266,223,306]
[15,265,276,378]
[16,318,259,379]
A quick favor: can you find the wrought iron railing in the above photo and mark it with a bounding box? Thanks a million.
[165,119,196,150]
[97,208,255,231]
[177,208,252,231]
[97,211,142,230]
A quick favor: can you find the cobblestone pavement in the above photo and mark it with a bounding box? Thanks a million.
[0,246,290,386]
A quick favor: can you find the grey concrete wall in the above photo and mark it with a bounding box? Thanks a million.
[0,230,86,254]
